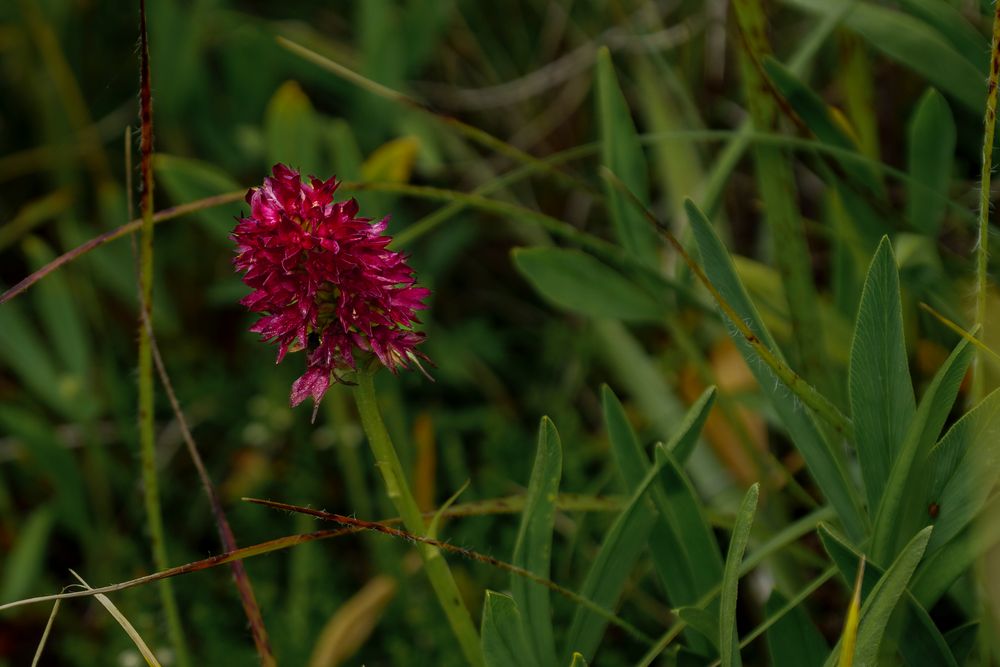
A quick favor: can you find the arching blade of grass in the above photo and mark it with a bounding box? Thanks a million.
[819,525,955,667]
[69,571,162,667]
[849,238,914,515]
[511,417,562,667]
[481,592,538,667]
[680,198,864,539]
[895,0,988,69]
[822,527,935,667]
[568,387,717,662]
[720,484,759,667]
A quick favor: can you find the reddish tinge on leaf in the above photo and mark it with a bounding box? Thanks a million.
[233,164,430,408]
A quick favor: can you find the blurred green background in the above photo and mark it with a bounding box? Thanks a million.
[1,0,997,665]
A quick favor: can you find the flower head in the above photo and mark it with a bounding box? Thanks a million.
[233,164,430,409]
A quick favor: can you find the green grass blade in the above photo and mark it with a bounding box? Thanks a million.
[153,154,243,244]
[819,525,955,667]
[511,247,663,322]
[562,452,661,662]
[848,237,915,514]
[782,0,984,112]
[765,590,828,667]
[872,337,971,563]
[894,0,988,70]
[666,386,717,466]
[720,483,760,667]
[925,387,1000,553]
[481,591,538,667]
[511,417,562,667]
[600,386,718,654]
[906,89,955,236]
[595,47,657,266]
[678,606,721,652]
[686,201,865,539]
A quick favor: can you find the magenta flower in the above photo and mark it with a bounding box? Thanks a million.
[233,164,430,409]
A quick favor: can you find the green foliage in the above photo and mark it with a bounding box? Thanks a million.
[4,1,1000,665]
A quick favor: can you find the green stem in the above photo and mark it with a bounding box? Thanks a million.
[975,4,1000,402]
[353,369,484,666]
[136,2,190,664]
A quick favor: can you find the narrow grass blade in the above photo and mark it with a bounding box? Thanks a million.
[600,386,718,654]
[0,507,54,603]
[481,591,539,667]
[720,483,760,667]
[678,606,721,652]
[895,0,988,69]
[307,575,397,667]
[595,47,657,266]
[765,590,827,667]
[685,200,865,539]
[562,453,660,662]
[849,237,914,514]
[512,247,663,322]
[819,525,955,667]
[30,599,60,667]
[511,417,562,667]
[872,338,971,563]
[153,154,243,244]
[906,90,955,236]
[70,571,162,667]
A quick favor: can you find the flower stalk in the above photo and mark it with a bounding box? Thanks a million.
[353,368,483,666]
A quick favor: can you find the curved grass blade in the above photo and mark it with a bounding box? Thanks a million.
[836,557,864,667]
[511,417,562,667]
[720,483,760,667]
[684,199,865,539]
[70,571,162,667]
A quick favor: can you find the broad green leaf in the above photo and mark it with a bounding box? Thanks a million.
[265,80,323,175]
[511,417,561,667]
[720,483,759,667]
[872,338,971,563]
[765,590,827,667]
[849,237,915,514]
[153,154,243,244]
[512,248,662,322]
[819,525,955,667]
[924,387,1000,553]
[686,200,865,539]
[481,591,537,667]
[0,506,54,603]
[596,47,658,266]
[782,0,984,112]
[906,90,955,236]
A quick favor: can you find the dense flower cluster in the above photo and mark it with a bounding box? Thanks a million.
[233,164,430,408]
